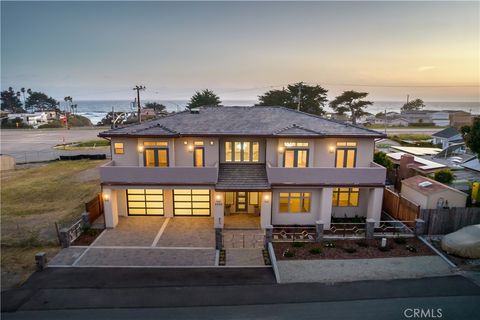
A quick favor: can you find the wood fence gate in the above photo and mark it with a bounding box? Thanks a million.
[382,188,420,225]
[85,193,104,224]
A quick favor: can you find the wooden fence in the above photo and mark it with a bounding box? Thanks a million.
[382,188,420,224]
[85,193,104,224]
[420,207,480,235]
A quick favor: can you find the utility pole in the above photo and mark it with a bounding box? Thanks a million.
[384,107,387,134]
[297,82,303,111]
[406,94,410,104]
[133,85,146,123]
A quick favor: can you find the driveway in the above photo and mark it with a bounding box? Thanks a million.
[49,216,217,267]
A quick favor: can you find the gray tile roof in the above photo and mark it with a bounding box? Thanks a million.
[99,106,383,138]
[216,164,269,190]
[432,127,460,139]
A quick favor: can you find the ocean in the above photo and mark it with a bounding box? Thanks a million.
[73,100,480,125]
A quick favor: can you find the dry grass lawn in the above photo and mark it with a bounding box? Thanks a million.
[1,160,106,289]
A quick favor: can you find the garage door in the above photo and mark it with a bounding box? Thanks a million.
[173,189,211,216]
[127,189,164,215]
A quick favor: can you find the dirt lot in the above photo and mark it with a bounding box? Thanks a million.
[274,238,435,260]
[1,160,106,289]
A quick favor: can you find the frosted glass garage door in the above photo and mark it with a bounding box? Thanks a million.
[173,189,211,216]
[127,189,164,215]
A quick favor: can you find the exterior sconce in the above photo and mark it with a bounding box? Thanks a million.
[210,141,214,145]
[328,146,335,153]
[215,194,221,201]
[278,146,285,153]
[188,145,194,151]
[264,194,270,201]
[102,193,110,201]
[183,141,188,145]
[138,145,144,152]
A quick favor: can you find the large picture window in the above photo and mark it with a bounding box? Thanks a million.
[332,187,359,207]
[225,141,259,162]
[173,189,211,216]
[279,192,311,213]
[127,189,164,215]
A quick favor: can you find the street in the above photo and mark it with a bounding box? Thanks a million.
[2,268,480,319]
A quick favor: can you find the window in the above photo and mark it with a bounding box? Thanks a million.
[284,149,308,168]
[225,141,260,162]
[173,189,211,216]
[225,142,232,162]
[114,143,124,154]
[194,141,204,146]
[225,192,234,205]
[284,142,309,147]
[127,189,164,215]
[144,148,169,167]
[194,147,204,167]
[332,188,359,207]
[249,192,259,205]
[279,192,311,213]
[335,142,357,168]
[144,141,168,147]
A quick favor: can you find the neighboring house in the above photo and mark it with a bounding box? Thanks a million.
[372,116,409,127]
[400,110,433,125]
[387,153,446,177]
[98,106,387,230]
[401,175,467,209]
[449,111,473,129]
[7,112,49,127]
[430,111,450,127]
[432,127,463,149]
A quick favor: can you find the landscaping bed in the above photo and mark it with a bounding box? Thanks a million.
[71,228,103,246]
[274,237,435,260]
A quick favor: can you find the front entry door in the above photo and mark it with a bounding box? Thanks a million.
[236,192,247,212]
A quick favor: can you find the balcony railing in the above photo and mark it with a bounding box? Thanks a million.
[100,161,218,185]
[266,162,386,186]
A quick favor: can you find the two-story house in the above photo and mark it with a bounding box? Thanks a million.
[98,106,386,232]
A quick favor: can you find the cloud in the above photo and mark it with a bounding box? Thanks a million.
[418,66,436,72]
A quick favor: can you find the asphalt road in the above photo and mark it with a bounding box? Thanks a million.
[0,128,109,162]
[2,268,480,319]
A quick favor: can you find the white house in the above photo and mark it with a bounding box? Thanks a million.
[432,127,463,149]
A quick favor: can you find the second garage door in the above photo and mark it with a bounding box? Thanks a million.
[173,189,211,216]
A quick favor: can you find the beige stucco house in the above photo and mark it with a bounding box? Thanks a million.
[98,106,387,232]
[401,175,467,209]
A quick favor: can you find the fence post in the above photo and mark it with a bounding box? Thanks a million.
[265,225,273,247]
[366,218,375,240]
[215,228,223,250]
[415,218,425,236]
[81,211,90,228]
[35,252,47,271]
[59,228,71,248]
[315,220,324,242]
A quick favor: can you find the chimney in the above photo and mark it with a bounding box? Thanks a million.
[399,154,415,180]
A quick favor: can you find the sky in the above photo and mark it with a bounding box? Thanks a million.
[1,1,479,102]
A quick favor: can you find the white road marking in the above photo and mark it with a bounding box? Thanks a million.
[151,218,170,247]
[71,229,106,266]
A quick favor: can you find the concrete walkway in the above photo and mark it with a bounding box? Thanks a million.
[277,256,454,283]
[226,249,265,266]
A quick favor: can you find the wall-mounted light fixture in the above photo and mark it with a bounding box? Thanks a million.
[188,145,194,151]
[215,194,221,201]
[183,141,188,145]
[264,194,270,201]
[278,146,285,153]
[102,193,110,201]
[138,145,144,152]
[210,141,214,145]
[328,146,335,153]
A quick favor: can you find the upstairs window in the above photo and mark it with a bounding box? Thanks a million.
[114,143,124,154]
[225,141,260,162]
[283,142,309,168]
[143,141,169,167]
[335,142,357,168]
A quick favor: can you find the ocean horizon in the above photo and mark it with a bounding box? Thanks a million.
[70,100,480,125]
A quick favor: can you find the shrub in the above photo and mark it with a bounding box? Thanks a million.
[434,169,454,184]
[323,241,336,248]
[38,120,63,128]
[393,236,407,245]
[283,249,295,258]
[309,247,322,255]
[343,247,357,253]
[374,151,393,169]
[406,245,417,253]
[292,242,305,248]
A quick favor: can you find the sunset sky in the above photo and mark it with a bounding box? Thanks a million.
[1,1,479,102]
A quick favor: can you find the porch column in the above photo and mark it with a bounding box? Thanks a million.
[103,188,119,228]
[319,188,333,229]
[260,192,272,228]
[213,191,224,228]
[367,187,383,226]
